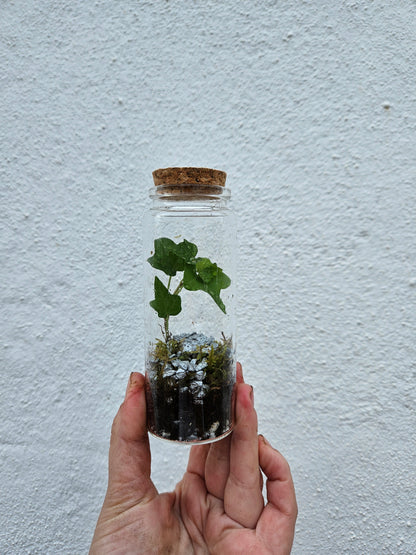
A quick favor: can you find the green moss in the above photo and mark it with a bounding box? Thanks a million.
[149,333,233,388]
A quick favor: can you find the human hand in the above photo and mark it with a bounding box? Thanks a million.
[90,364,297,554]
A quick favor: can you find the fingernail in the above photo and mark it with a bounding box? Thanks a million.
[126,372,141,394]
[250,385,254,405]
[125,372,134,396]
[236,361,244,383]
[261,434,271,446]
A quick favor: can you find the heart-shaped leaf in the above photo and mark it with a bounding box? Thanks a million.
[148,237,198,276]
[150,276,182,318]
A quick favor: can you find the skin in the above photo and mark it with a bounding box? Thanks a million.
[90,363,297,554]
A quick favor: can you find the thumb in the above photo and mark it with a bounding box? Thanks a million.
[106,372,157,506]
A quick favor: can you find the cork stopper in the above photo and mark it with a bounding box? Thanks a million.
[153,168,227,198]
[152,167,227,190]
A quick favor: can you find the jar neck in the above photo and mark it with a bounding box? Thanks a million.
[149,184,231,210]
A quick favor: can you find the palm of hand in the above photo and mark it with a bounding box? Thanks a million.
[90,370,297,554]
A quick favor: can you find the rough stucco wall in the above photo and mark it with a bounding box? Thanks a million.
[1,1,415,553]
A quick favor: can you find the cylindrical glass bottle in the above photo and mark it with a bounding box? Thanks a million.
[143,167,236,444]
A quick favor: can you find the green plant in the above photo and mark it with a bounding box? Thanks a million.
[148,237,231,338]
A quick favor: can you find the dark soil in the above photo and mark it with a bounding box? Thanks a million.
[145,332,235,443]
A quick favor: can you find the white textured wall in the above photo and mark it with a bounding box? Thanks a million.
[1,1,415,553]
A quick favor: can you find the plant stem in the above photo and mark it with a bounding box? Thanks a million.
[163,279,184,340]
[173,280,184,296]
[164,316,169,339]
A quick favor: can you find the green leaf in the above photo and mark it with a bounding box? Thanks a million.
[147,237,198,276]
[183,257,231,313]
[175,239,198,263]
[150,276,181,318]
[147,238,183,276]
[205,268,231,313]
[183,263,204,290]
[195,257,217,283]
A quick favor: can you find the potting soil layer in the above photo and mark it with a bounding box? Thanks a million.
[145,332,235,443]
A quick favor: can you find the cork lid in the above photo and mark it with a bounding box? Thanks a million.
[152,167,227,187]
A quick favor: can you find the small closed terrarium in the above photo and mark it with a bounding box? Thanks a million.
[143,167,236,444]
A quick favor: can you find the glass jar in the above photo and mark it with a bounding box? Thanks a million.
[143,167,236,444]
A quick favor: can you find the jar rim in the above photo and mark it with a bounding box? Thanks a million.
[149,184,230,201]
